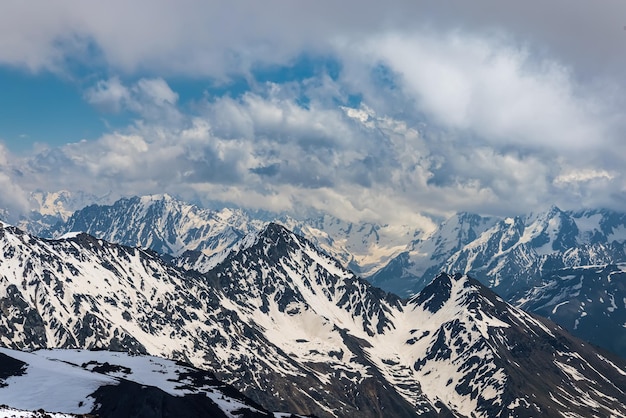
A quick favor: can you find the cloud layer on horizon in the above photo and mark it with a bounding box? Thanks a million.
[1,1,625,228]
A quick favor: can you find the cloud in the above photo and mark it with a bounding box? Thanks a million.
[84,77,129,112]
[133,78,178,106]
[0,144,30,221]
[2,1,626,80]
[85,76,180,120]
[2,57,625,226]
[554,169,616,185]
[353,32,613,155]
[2,2,626,227]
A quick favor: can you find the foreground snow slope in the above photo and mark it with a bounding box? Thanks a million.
[0,347,274,418]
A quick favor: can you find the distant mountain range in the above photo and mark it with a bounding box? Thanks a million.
[37,194,626,296]
[22,193,626,359]
[511,263,626,360]
[1,219,626,416]
[372,206,626,298]
[39,193,421,278]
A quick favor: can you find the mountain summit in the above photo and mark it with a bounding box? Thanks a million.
[1,221,626,416]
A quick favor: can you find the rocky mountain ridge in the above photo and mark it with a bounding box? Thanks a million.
[511,263,626,358]
[372,206,626,297]
[1,221,625,416]
[16,193,626,361]
[41,193,420,278]
[36,194,626,298]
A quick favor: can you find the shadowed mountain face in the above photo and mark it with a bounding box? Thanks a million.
[511,264,626,358]
[42,194,264,257]
[368,208,626,359]
[1,221,626,417]
[373,207,626,298]
[24,195,626,298]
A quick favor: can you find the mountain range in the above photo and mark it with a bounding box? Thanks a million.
[28,193,626,358]
[511,263,626,360]
[1,218,626,416]
[39,194,626,297]
[372,207,626,298]
[40,194,418,279]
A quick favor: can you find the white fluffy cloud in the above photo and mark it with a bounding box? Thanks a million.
[5,52,626,225]
[2,2,626,226]
[352,32,614,154]
[0,144,30,220]
[84,77,129,112]
[85,76,180,121]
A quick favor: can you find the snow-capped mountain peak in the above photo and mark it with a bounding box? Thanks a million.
[1,221,626,416]
[44,194,263,257]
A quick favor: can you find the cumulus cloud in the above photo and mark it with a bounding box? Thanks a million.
[84,77,129,112]
[85,76,180,121]
[554,169,616,185]
[2,1,626,79]
[2,1,626,227]
[351,32,613,154]
[2,56,624,226]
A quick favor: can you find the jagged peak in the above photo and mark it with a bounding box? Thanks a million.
[454,211,485,223]
[408,272,498,315]
[410,272,509,317]
[0,220,28,236]
[410,272,455,313]
[548,203,564,214]
[258,221,295,239]
[526,204,566,223]
[210,222,302,264]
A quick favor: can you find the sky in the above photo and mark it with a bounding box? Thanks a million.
[1,1,626,229]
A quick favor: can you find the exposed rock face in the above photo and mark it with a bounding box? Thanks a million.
[512,263,626,358]
[1,221,626,417]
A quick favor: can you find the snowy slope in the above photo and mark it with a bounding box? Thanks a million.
[0,347,275,418]
[442,206,626,298]
[43,194,264,257]
[364,272,626,417]
[0,221,430,417]
[2,221,626,417]
[19,196,626,365]
[366,207,626,300]
[280,214,421,277]
[0,407,76,418]
[23,195,626,300]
